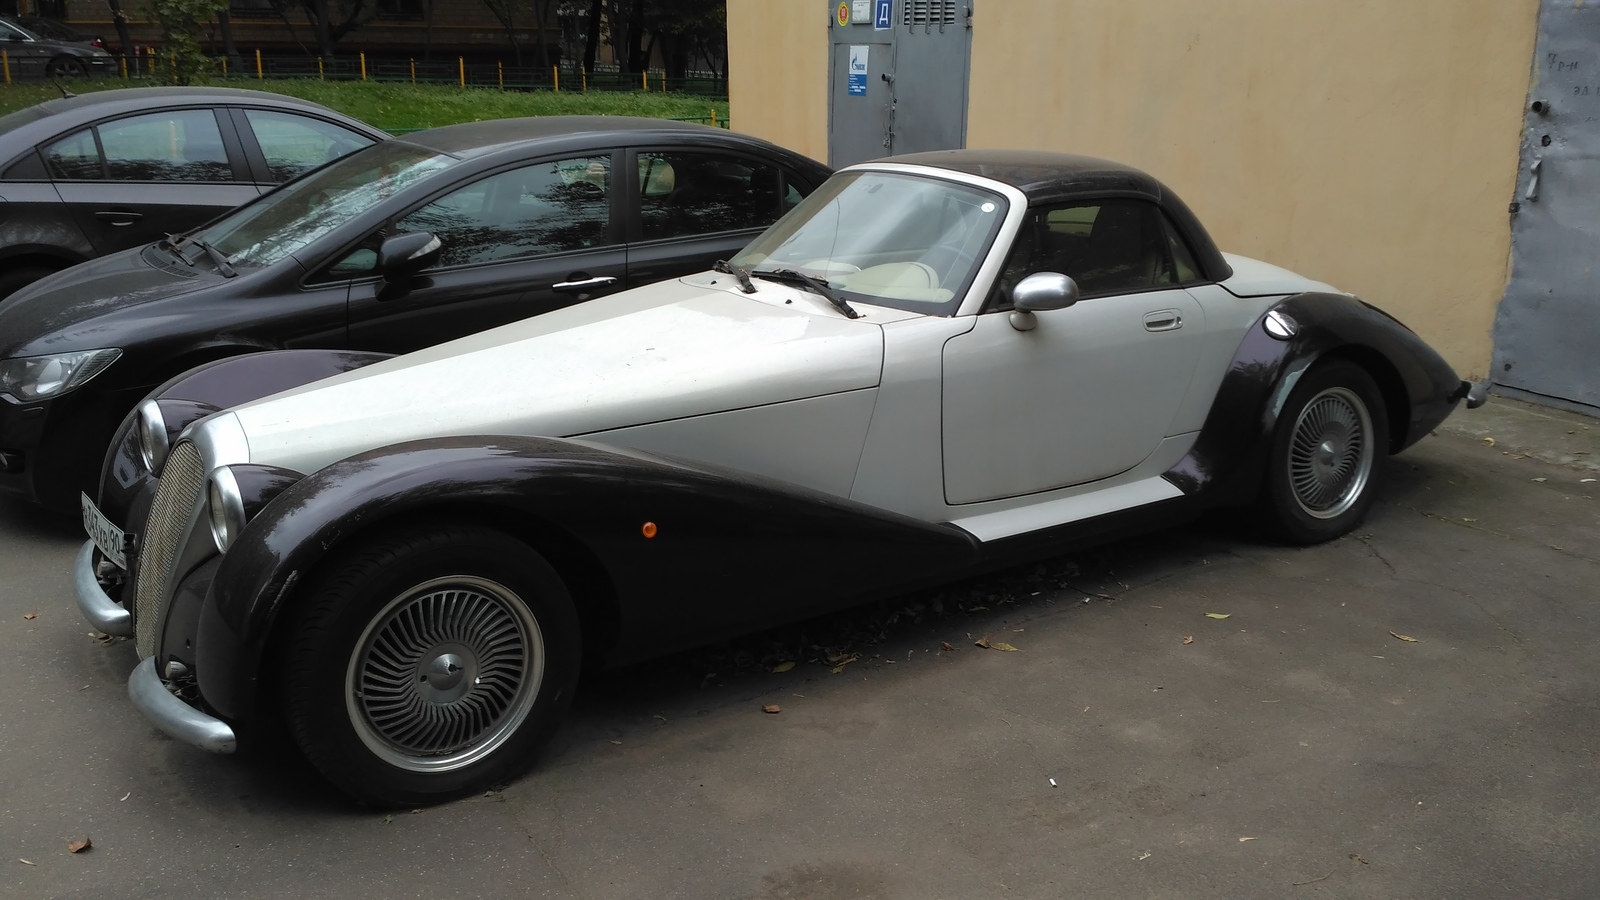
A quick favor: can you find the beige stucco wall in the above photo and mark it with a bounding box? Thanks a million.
[731,0,1538,376]
[727,0,829,163]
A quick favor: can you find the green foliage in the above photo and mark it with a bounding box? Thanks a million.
[147,0,229,84]
[0,80,730,131]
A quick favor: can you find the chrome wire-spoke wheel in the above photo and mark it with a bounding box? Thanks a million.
[345,575,545,773]
[1287,386,1374,520]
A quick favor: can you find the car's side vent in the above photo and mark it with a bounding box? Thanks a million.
[903,0,958,25]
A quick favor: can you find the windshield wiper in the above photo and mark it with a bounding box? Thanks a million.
[751,268,860,319]
[712,259,756,294]
[159,233,194,265]
[188,237,237,278]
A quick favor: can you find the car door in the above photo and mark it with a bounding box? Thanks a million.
[346,152,626,353]
[226,106,378,184]
[940,198,1208,505]
[623,147,812,285]
[43,107,260,254]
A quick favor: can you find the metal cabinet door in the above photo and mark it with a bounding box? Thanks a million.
[1493,3,1600,410]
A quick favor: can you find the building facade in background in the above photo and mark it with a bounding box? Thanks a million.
[732,0,1600,415]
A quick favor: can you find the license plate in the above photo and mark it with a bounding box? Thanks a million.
[81,492,127,570]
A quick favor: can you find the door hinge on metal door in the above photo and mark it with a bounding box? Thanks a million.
[1526,156,1542,202]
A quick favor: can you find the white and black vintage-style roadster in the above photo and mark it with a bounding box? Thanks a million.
[74,150,1482,805]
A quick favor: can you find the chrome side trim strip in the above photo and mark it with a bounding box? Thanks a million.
[73,541,132,637]
[127,657,237,754]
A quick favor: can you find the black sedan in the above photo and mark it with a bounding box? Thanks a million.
[0,116,831,511]
[0,16,112,79]
[0,86,387,299]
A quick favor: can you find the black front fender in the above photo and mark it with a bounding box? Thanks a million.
[195,437,981,724]
[1164,292,1462,506]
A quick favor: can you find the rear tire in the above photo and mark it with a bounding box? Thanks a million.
[283,523,580,807]
[1258,359,1390,545]
[47,57,88,78]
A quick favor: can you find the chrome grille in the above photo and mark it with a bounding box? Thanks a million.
[135,440,204,658]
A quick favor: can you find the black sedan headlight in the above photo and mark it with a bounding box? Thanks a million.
[0,349,120,402]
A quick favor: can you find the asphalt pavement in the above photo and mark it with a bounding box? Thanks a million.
[1,397,1595,899]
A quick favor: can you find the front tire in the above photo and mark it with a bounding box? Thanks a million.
[47,57,88,78]
[283,523,580,807]
[1259,359,1390,545]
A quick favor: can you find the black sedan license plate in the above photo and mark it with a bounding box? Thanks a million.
[81,492,126,570]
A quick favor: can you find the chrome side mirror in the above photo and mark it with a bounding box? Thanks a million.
[1009,272,1080,331]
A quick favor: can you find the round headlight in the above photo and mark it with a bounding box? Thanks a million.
[207,466,245,553]
[136,400,169,475]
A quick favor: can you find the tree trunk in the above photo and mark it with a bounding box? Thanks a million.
[218,10,243,71]
[625,0,646,73]
[582,0,601,73]
[103,0,135,68]
[533,0,550,72]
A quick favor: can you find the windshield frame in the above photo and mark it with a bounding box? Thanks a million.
[188,139,460,273]
[730,167,1013,318]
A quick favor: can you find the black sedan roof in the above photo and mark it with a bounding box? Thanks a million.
[884,148,1232,283]
[401,115,797,161]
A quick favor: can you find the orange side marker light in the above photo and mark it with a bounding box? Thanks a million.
[641,522,658,538]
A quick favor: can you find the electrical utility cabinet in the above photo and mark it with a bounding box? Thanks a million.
[826,0,973,168]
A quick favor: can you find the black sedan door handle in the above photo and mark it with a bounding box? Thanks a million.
[94,211,144,226]
[551,275,618,292]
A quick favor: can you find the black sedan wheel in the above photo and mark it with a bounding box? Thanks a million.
[283,523,580,807]
[46,57,88,78]
[1259,359,1389,545]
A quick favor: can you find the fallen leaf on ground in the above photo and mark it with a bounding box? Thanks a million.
[1389,631,1419,643]
[607,739,622,745]
[1582,478,1597,484]
[23,613,37,620]
[1532,477,1548,483]
[1481,436,1496,447]
[119,792,130,801]
[1136,852,1151,861]
[1205,613,1231,620]
[966,606,989,612]
[1182,635,1194,645]
[67,838,91,854]
[974,635,993,649]
[761,704,781,714]
[829,653,860,674]
[770,661,795,674]
[1239,836,1257,842]
[988,641,1021,652]
[1349,853,1368,864]
[19,858,35,865]
[940,641,957,652]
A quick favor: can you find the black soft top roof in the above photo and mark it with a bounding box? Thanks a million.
[878,149,1233,282]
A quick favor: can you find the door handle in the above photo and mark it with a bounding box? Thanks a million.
[94,211,143,226]
[551,275,618,292]
[1143,310,1183,332]
[1526,156,1542,202]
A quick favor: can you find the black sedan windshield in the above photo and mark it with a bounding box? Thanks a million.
[197,141,458,268]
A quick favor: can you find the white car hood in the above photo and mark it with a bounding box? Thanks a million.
[230,277,887,473]
[1219,252,1340,297]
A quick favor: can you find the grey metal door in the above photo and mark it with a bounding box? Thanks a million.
[827,0,972,168]
[1494,1,1600,411]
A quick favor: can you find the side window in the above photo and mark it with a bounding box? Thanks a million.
[394,155,611,269]
[44,128,103,180]
[637,150,790,241]
[97,110,233,182]
[989,199,1182,308]
[243,109,375,182]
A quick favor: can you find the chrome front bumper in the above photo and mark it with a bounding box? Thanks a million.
[74,540,237,754]
[73,540,131,636]
[128,658,237,754]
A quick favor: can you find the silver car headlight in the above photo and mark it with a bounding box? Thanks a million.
[206,466,246,554]
[0,349,121,402]
[136,400,170,475]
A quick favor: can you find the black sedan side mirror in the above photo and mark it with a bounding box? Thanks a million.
[377,232,442,281]
[1009,272,1080,331]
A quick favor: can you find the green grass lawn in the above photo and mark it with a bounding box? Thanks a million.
[0,79,730,132]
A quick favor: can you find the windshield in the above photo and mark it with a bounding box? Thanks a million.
[196,141,457,268]
[730,171,1007,316]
